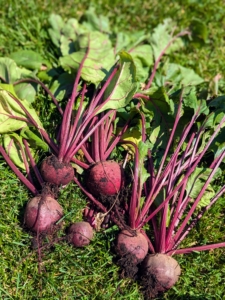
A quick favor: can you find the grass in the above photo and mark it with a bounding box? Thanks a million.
[1,0,225,299]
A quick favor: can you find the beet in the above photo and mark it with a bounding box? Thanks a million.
[141,253,181,297]
[40,155,74,186]
[86,160,124,196]
[24,195,63,233]
[116,229,148,264]
[68,221,94,247]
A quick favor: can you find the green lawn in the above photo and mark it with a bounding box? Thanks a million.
[1,1,225,299]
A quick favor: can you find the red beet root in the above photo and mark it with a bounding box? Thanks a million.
[24,195,63,233]
[116,229,148,264]
[86,160,124,196]
[68,221,94,247]
[40,155,74,186]
[141,253,181,296]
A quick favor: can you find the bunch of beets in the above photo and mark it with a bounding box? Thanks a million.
[1,32,225,299]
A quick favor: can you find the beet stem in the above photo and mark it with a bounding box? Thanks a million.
[172,184,225,250]
[65,83,87,153]
[0,145,38,195]
[142,113,225,229]
[23,139,44,186]
[172,150,225,249]
[135,104,201,228]
[104,117,130,160]
[167,241,225,255]
[73,176,123,229]
[13,78,63,115]
[58,42,90,161]
[66,110,115,162]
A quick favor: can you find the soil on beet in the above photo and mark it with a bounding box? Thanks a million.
[140,272,166,299]
[100,185,132,225]
[117,252,140,279]
[115,229,148,280]
[117,254,171,299]
[83,179,132,229]
[40,155,74,185]
[23,183,63,235]
[44,155,66,170]
[84,160,133,196]
[99,185,131,206]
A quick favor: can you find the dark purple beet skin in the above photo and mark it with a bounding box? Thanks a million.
[142,253,181,292]
[86,160,124,196]
[24,195,63,233]
[40,155,74,186]
[68,221,94,247]
[116,229,149,263]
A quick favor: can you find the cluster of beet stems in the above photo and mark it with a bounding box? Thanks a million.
[1,32,225,298]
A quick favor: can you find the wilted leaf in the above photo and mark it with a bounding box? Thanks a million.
[119,126,142,154]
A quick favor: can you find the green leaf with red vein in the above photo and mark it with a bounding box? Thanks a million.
[0,85,43,133]
[98,51,138,112]
[3,133,34,170]
[60,31,115,85]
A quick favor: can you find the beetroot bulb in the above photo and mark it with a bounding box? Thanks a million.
[116,229,149,264]
[40,155,74,186]
[68,222,94,247]
[86,160,124,196]
[141,254,181,298]
[24,194,63,233]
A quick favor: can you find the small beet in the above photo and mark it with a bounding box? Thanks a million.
[141,253,181,296]
[86,160,124,196]
[116,229,148,264]
[68,221,94,247]
[40,155,74,186]
[24,195,63,233]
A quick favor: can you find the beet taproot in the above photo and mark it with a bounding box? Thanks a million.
[68,221,94,247]
[141,253,181,297]
[40,155,74,186]
[24,195,63,233]
[116,229,148,263]
[86,160,124,196]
